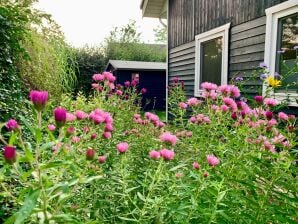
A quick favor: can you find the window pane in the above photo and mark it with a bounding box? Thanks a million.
[276,13,298,91]
[201,37,222,85]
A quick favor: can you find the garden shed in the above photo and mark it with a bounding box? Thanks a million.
[106,60,167,110]
[141,0,298,114]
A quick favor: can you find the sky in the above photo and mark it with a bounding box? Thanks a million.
[36,0,161,47]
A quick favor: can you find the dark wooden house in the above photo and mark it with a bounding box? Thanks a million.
[106,60,167,110]
[141,0,298,114]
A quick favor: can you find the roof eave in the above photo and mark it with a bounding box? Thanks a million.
[140,0,167,19]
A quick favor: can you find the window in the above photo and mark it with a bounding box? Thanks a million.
[194,23,230,96]
[264,0,298,106]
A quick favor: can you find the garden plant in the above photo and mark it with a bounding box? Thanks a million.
[1,70,297,223]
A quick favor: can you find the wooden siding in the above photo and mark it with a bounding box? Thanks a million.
[168,0,287,48]
[168,17,267,97]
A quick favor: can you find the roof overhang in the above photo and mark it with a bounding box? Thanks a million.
[140,0,167,19]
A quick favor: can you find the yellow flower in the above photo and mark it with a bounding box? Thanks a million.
[266,76,281,88]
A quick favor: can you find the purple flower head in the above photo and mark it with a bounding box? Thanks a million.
[294,46,298,50]
[259,62,268,69]
[260,73,268,80]
[6,119,19,131]
[3,145,16,164]
[54,107,67,128]
[207,155,220,167]
[235,76,244,82]
[29,90,49,111]
[160,149,175,161]
[124,81,130,87]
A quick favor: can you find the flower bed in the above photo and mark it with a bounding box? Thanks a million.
[0,73,297,223]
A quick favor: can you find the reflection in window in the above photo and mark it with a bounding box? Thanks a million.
[200,37,223,85]
[131,73,140,82]
[276,13,298,91]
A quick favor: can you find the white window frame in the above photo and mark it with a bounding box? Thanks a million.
[264,0,298,107]
[194,23,230,97]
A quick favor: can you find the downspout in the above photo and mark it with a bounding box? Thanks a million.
[165,0,169,121]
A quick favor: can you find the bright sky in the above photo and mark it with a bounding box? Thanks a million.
[36,0,161,47]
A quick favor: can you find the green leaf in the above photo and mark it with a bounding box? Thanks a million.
[170,164,187,172]
[40,160,72,170]
[14,189,40,224]
[8,132,17,145]
[216,191,227,203]
[137,192,146,202]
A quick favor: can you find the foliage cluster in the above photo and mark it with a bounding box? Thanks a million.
[0,72,297,223]
[0,0,77,122]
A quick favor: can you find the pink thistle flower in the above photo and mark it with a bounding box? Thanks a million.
[92,74,104,82]
[264,98,278,107]
[231,112,237,120]
[221,105,229,112]
[186,131,193,137]
[54,107,67,127]
[104,123,114,132]
[149,150,160,159]
[91,83,100,89]
[223,97,237,111]
[116,142,129,153]
[160,132,178,146]
[230,85,240,98]
[66,113,76,122]
[102,132,112,139]
[131,79,139,87]
[83,126,90,133]
[288,125,295,132]
[218,84,230,95]
[86,149,95,160]
[179,102,188,109]
[193,162,200,170]
[71,136,80,143]
[98,155,107,164]
[207,155,220,167]
[75,110,88,120]
[29,90,48,111]
[47,124,56,131]
[203,171,209,177]
[141,88,147,94]
[211,105,219,111]
[201,82,218,91]
[116,90,123,96]
[254,95,263,103]
[67,126,75,135]
[124,81,130,87]
[160,149,175,161]
[134,114,141,119]
[90,133,97,140]
[278,112,288,121]
[187,97,200,107]
[268,119,278,127]
[3,145,16,164]
[6,119,19,131]
[264,111,273,120]
[189,116,196,123]
[103,72,116,82]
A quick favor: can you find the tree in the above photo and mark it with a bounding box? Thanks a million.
[153,25,167,44]
[102,20,166,63]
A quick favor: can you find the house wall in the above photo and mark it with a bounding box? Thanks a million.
[168,16,267,98]
[168,0,287,48]
[168,0,288,98]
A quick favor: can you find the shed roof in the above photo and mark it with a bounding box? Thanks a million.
[106,60,166,71]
